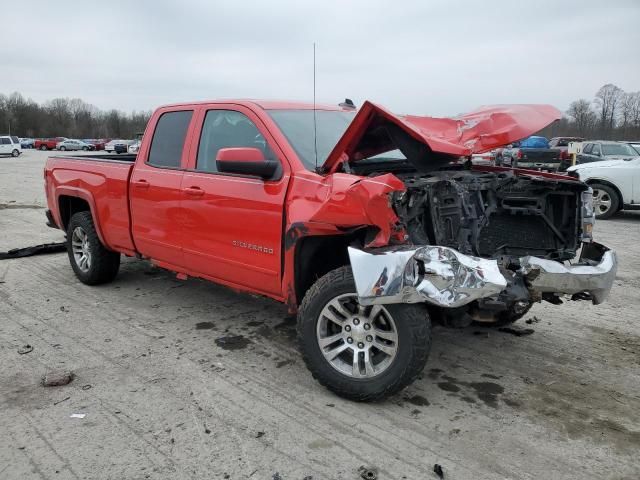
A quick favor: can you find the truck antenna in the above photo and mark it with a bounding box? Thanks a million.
[313,42,319,171]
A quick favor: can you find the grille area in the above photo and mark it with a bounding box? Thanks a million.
[478,214,555,257]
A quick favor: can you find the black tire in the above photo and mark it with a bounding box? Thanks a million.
[11,149,19,157]
[40,144,47,151]
[590,183,619,220]
[297,266,431,401]
[66,211,120,285]
[60,146,66,151]
[82,146,88,151]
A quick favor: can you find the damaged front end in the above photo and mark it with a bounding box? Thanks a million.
[348,241,616,311]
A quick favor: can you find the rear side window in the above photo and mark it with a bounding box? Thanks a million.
[147,110,193,168]
[1,137,11,145]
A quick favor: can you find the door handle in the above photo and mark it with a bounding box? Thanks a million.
[133,179,149,189]
[184,187,204,197]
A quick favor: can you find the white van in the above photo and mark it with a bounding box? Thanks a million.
[0,135,22,157]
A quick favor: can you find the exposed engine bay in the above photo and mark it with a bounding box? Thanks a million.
[391,169,588,263]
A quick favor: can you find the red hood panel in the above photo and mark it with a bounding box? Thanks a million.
[324,101,562,172]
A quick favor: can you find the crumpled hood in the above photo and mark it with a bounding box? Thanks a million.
[323,101,562,173]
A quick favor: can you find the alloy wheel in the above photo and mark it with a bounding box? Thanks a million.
[593,188,612,216]
[71,226,92,273]
[316,293,398,378]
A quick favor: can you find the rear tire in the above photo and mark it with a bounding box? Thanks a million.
[67,211,120,285]
[11,149,19,157]
[297,266,431,401]
[40,145,47,151]
[60,146,66,151]
[591,183,619,219]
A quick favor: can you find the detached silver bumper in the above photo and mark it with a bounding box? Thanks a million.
[347,242,616,308]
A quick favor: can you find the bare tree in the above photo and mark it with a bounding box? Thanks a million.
[595,84,623,136]
[567,99,596,136]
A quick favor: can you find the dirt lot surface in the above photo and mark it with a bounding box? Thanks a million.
[1,150,639,480]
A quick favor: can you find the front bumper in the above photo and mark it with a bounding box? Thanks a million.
[347,242,616,308]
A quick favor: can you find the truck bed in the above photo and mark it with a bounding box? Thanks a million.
[44,154,137,254]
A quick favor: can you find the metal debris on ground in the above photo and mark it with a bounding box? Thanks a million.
[498,327,535,337]
[69,413,86,419]
[358,466,377,480]
[81,384,92,390]
[43,371,75,387]
[0,242,66,260]
[53,396,70,405]
[17,344,33,354]
[433,463,445,478]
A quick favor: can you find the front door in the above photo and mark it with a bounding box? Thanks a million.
[180,106,290,297]
[129,109,194,268]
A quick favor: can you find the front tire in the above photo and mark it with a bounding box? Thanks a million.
[40,145,47,151]
[60,146,66,151]
[67,211,120,285]
[591,183,619,219]
[298,266,431,401]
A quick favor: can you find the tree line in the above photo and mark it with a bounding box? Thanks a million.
[0,92,151,140]
[537,84,640,140]
[3,84,640,142]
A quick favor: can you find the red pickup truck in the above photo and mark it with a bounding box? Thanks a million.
[44,99,616,400]
[35,137,67,150]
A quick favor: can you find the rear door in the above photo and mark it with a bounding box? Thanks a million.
[0,137,10,154]
[129,108,196,269]
[179,104,290,297]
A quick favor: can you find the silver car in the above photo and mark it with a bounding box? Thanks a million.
[56,139,92,151]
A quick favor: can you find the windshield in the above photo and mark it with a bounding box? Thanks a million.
[268,109,355,170]
[602,143,637,156]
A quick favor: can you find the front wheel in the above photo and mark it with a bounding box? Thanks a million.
[297,266,431,401]
[67,211,120,285]
[82,146,88,151]
[40,145,47,150]
[591,183,619,219]
[60,146,66,151]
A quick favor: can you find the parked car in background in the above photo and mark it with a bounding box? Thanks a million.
[568,157,640,219]
[20,138,35,149]
[35,137,67,150]
[104,139,127,153]
[500,136,563,171]
[128,140,141,153]
[0,135,22,157]
[577,141,639,165]
[56,139,93,151]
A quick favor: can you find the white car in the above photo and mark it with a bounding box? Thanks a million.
[567,157,640,219]
[128,140,141,153]
[0,135,22,157]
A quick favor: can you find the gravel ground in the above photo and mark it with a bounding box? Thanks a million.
[1,149,639,480]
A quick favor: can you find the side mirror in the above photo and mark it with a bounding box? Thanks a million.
[215,147,279,180]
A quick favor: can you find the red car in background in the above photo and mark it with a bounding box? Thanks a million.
[35,137,67,150]
[83,139,108,150]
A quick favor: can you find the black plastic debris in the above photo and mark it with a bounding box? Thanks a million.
[358,466,377,480]
[17,344,33,355]
[525,316,541,324]
[0,242,66,260]
[433,463,444,478]
[498,327,535,337]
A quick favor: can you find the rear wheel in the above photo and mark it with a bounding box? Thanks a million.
[40,144,47,151]
[591,183,619,219]
[11,149,19,157]
[82,146,88,151]
[67,211,120,285]
[60,146,66,151]
[298,266,431,401]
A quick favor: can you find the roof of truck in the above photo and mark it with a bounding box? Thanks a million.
[158,99,347,111]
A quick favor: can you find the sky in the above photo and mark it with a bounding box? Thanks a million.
[2,0,639,117]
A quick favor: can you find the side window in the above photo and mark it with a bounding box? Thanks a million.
[582,143,592,154]
[147,110,193,168]
[1,138,11,145]
[592,144,601,156]
[196,110,275,173]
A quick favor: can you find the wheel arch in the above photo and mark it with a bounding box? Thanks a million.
[56,190,108,246]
